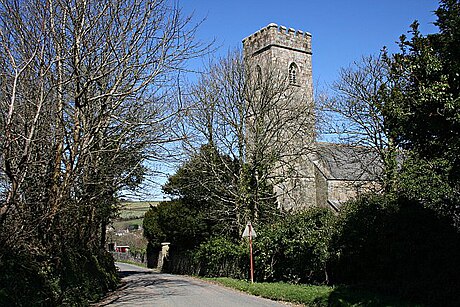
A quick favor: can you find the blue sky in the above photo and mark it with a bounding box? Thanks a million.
[141,1,440,200]
[181,0,439,89]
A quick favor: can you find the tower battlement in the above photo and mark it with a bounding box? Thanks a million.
[243,23,315,210]
[243,23,312,58]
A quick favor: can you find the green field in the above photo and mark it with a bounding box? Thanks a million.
[118,201,160,219]
[113,218,144,229]
[109,201,161,249]
[112,201,160,230]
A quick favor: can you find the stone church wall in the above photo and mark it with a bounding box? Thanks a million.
[243,24,379,211]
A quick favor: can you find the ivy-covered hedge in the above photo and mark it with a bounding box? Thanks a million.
[0,246,118,306]
[254,208,335,284]
[330,194,460,306]
[161,208,335,285]
[194,237,248,278]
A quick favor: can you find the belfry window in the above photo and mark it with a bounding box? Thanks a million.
[289,63,298,85]
[256,65,262,87]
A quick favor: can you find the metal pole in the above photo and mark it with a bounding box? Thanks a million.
[249,223,254,283]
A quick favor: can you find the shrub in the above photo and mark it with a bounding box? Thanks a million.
[193,237,248,278]
[0,249,59,306]
[0,246,118,306]
[143,200,210,251]
[254,208,335,284]
[330,194,460,306]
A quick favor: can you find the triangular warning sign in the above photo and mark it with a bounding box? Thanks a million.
[242,222,257,238]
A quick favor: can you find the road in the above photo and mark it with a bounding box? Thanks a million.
[94,262,289,307]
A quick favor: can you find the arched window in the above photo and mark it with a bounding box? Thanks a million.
[256,65,262,87]
[289,63,298,85]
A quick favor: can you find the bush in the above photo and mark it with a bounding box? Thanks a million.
[194,237,248,278]
[330,194,460,306]
[0,246,118,306]
[254,208,335,284]
[163,208,336,284]
[0,249,59,306]
[143,200,211,251]
[59,248,119,305]
[162,237,248,278]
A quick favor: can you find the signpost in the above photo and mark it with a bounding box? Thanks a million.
[242,221,257,283]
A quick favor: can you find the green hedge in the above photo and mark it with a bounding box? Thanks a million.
[163,208,335,285]
[254,208,335,284]
[330,194,460,306]
[0,247,118,306]
[194,237,248,278]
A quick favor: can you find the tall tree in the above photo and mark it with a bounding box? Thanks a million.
[163,144,242,238]
[320,55,398,191]
[0,0,205,304]
[172,49,314,229]
[382,0,460,226]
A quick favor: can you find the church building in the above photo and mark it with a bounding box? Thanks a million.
[243,24,380,211]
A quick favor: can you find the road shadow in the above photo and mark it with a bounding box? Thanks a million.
[93,269,209,306]
[117,270,151,278]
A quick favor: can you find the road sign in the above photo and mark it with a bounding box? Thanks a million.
[242,222,257,238]
[242,222,256,283]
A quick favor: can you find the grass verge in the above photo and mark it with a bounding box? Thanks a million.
[204,278,420,306]
[116,259,147,268]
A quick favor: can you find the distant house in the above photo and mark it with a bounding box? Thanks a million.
[108,242,130,253]
[115,245,130,253]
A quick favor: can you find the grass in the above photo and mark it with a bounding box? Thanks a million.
[116,259,147,268]
[204,278,421,307]
[112,218,144,229]
[118,201,159,219]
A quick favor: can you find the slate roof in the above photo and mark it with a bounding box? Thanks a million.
[312,142,383,181]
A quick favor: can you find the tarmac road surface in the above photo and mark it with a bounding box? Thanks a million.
[94,262,289,307]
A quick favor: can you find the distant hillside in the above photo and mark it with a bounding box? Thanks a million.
[108,201,161,255]
[118,201,160,220]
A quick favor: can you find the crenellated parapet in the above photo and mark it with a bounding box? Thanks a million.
[243,23,316,211]
[242,23,312,58]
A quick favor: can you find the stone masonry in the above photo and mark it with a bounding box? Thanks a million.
[243,24,380,211]
[243,23,318,210]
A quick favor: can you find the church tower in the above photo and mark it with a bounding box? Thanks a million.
[243,23,318,210]
[242,23,313,109]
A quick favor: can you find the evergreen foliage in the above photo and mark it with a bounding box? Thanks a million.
[382,0,460,226]
[143,200,211,251]
[330,194,460,306]
[254,208,335,284]
[193,237,248,278]
[162,145,242,238]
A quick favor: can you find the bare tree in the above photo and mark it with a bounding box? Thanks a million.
[318,54,398,191]
[0,0,207,303]
[172,49,315,231]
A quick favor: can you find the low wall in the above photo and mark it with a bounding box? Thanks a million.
[111,251,147,266]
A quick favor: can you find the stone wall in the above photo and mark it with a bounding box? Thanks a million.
[328,180,381,204]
